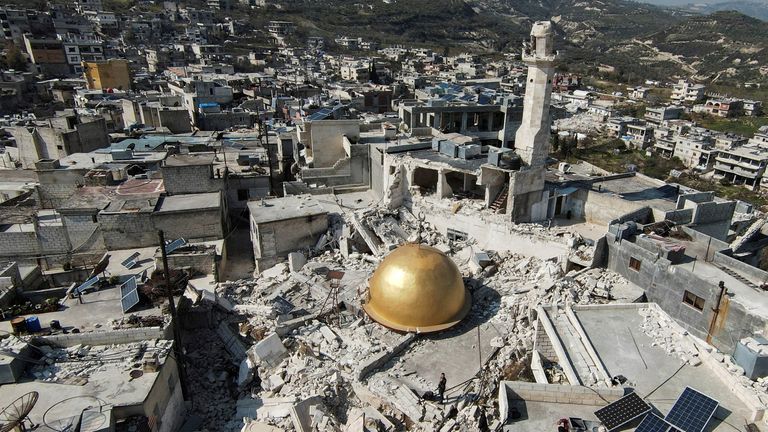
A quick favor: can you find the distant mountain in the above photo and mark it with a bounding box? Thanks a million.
[641,11,768,81]
[635,0,768,21]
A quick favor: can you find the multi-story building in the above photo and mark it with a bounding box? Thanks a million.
[672,134,716,169]
[625,122,654,149]
[743,100,763,117]
[75,0,103,12]
[0,8,30,44]
[713,146,768,190]
[61,33,105,74]
[340,60,370,82]
[747,126,768,149]
[693,98,743,118]
[671,80,705,103]
[22,34,69,76]
[644,105,683,124]
[83,11,118,34]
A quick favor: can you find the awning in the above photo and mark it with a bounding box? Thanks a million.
[555,186,579,196]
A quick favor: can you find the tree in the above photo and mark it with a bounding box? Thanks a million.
[3,43,27,71]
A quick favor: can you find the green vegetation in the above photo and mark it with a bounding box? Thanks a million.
[690,113,768,137]
[567,137,768,208]
[675,174,768,208]
[564,137,686,178]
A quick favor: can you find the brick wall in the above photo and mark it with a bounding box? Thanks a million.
[161,164,223,195]
[153,209,224,241]
[534,319,558,363]
[99,212,158,249]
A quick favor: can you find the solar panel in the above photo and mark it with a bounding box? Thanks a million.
[121,251,140,269]
[164,238,187,255]
[664,387,719,432]
[636,413,676,432]
[594,392,652,431]
[120,277,140,313]
[75,276,99,295]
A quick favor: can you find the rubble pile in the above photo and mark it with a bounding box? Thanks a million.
[202,202,629,431]
[639,306,768,405]
[29,340,173,383]
[185,325,240,430]
[111,314,167,330]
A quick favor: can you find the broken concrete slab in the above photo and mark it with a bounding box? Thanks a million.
[357,332,417,380]
[249,333,288,368]
[290,395,325,432]
[288,252,307,272]
[240,421,284,432]
[236,397,296,420]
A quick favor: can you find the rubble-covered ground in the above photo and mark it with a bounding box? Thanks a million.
[179,202,642,432]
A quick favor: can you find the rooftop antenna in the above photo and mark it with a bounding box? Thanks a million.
[0,391,38,432]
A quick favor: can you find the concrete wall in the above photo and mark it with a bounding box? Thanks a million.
[307,120,360,168]
[252,214,328,273]
[581,190,649,226]
[161,164,223,195]
[153,208,224,242]
[62,212,104,252]
[99,211,157,249]
[35,326,168,347]
[227,175,271,210]
[36,168,89,209]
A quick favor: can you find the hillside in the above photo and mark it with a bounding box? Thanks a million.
[642,11,768,83]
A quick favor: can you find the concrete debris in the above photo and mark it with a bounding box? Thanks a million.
[199,197,635,431]
[639,306,768,403]
[29,340,173,384]
[288,252,307,272]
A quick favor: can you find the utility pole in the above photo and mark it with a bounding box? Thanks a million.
[158,230,190,401]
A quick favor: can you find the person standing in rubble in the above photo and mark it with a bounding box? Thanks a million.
[437,373,447,402]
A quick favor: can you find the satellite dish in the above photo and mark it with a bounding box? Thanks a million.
[0,391,38,432]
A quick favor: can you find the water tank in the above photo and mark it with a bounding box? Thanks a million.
[25,316,41,332]
[734,336,768,380]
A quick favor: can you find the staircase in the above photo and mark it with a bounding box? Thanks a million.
[489,185,509,213]
[712,262,761,290]
[549,311,604,386]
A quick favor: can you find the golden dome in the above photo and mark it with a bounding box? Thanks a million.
[363,243,472,333]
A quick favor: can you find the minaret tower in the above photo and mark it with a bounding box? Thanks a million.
[515,21,558,168]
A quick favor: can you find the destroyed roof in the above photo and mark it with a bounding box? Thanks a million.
[247,195,327,224]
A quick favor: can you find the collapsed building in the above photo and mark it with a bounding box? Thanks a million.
[3,20,768,432]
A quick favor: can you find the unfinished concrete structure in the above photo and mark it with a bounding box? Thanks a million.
[248,195,328,273]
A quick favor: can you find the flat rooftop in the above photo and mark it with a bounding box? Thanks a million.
[154,192,221,213]
[163,153,215,167]
[574,305,754,430]
[248,195,327,224]
[0,339,172,429]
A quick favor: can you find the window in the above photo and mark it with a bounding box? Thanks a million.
[683,290,705,311]
[447,228,468,242]
[237,189,248,201]
[629,257,641,271]
[67,47,76,53]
